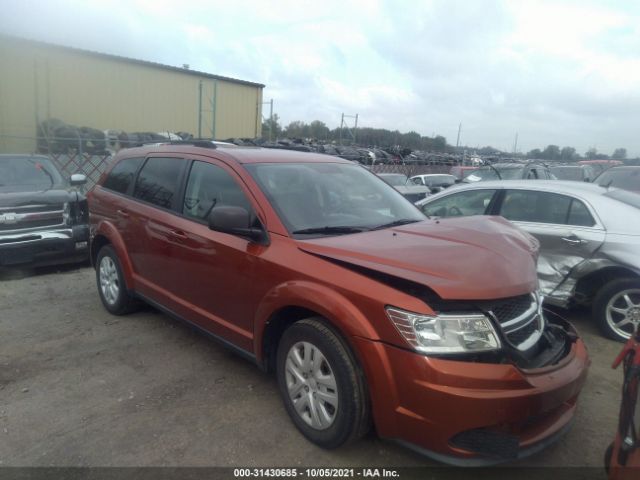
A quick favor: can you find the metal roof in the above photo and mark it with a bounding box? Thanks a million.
[1,34,265,88]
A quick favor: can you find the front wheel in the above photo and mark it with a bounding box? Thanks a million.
[593,278,640,342]
[276,318,370,448]
[96,245,138,315]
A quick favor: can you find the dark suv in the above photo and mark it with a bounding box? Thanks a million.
[0,154,89,267]
[88,143,587,464]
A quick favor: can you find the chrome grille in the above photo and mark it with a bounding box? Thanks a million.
[486,293,544,351]
[0,204,65,233]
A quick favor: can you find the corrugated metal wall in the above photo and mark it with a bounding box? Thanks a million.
[0,36,264,153]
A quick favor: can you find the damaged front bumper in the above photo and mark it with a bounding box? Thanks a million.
[0,225,89,267]
[352,315,589,465]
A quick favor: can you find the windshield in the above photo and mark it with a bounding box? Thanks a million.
[465,166,523,181]
[378,174,408,186]
[425,175,455,186]
[246,163,425,236]
[604,189,640,209]
[0,156,64,189]
[550,166,582,181]
[597,169,640,192]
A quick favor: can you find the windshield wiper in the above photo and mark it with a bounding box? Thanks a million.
[292,226,369,235]
[371,219,421,231]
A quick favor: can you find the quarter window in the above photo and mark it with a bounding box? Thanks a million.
[183,161,252,221]
[133,157,183,209]
[421,190,496,217]
[567,199,595,227]
[102,157,143,194]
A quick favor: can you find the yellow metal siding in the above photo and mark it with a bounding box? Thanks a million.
[0,37,263,153]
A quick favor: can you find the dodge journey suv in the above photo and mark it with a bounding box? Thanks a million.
[88,143,589,464]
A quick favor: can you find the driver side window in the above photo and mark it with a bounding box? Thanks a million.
[421,190,496,217]
[183,161,252,222]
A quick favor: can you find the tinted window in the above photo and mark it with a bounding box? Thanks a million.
[133,157,183,209]
[183,161,252,221]
[501,190,572,224]
[102,157,143,194]
[567,199,595,227]
[421,190,496,217]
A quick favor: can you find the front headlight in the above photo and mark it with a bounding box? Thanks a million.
[385,307,501,354]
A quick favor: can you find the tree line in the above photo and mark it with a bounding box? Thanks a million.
[261,115,630,160]
[261,115,449,152]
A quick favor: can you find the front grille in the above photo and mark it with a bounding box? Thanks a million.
[489,294,532,324]
[0,204,65,233]
[484,293,544,351]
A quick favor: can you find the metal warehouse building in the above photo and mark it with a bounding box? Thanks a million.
[0,35,265,153]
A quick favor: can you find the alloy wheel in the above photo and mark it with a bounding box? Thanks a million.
[99,256,120,306]
[606,288,640,339]
[285,341,338,430]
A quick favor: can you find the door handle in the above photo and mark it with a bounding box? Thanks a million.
[169,229,188,240]
[561,236,587,246]
[116,209,129,218]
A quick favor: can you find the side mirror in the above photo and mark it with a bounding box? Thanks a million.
[208,206,267,244]
[70,173,87,185]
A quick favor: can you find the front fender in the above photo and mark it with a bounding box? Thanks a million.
[253,280,379,361]
[93,221,135,291]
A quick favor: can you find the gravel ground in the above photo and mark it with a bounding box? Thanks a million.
[0,265,624,469]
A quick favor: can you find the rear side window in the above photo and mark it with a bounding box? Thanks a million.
[102,157,143,194]
[133,157,183,209]
[501,190,583,225]
[183,161,252,221]
[567,199,596,227]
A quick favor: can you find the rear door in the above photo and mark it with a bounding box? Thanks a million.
[126,156,188,293]
[496,189,606,296]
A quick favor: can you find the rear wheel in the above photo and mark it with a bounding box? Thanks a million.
[593,278,640,342]
[96,245,138,315]
[276,318,370,448]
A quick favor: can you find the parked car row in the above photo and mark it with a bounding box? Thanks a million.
[4,144,638,466]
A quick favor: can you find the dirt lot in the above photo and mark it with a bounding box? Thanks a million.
[0,264,624,468]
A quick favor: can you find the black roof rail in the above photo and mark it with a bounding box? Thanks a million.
[142,140,218,149]
[168,140,217,149]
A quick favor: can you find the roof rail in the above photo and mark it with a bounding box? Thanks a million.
[168,140,217,149]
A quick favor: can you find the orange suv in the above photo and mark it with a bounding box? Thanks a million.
[88,142,589,465]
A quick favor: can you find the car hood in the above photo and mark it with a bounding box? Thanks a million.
[298,216,539,300]
[0,187,77,208]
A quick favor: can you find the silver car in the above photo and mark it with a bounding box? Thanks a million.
[377,173,431,203]
[416,180,640,341]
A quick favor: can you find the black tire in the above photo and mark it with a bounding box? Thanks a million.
[593,278,640,342]
[95,245,138,315]
[276,318,370,449]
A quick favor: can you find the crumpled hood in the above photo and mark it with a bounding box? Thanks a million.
[298,216,539,300]
[0,188,76,208]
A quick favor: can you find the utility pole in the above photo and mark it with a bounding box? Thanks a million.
[513,132,519,154]
[339,113,358,145]
[456,123,462,148]
[261,99,274,141]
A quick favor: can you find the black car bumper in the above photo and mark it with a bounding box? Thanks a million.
[0,225,89,267]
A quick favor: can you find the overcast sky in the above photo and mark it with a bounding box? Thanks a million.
[2,0,639,155]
